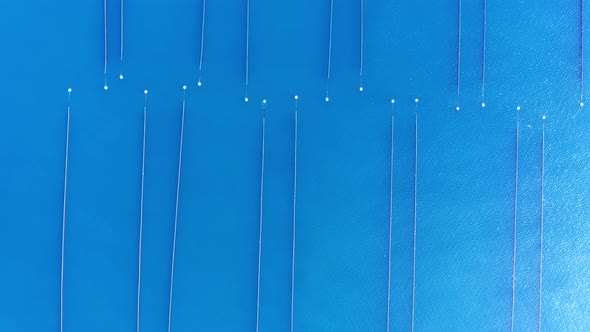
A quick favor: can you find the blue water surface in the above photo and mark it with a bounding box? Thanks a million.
[0,0,589,331]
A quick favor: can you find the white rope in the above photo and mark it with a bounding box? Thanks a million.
[255,115,266,332]
[411,112,418,332]
[386,111,394,332]
[359,0,364,89]
[198,0,206,83]
[510,118,519,332]
[457,0,462,108]
[120,0,124,78]
[104,0,108,88]
[482,0,487,105]
[538,119,545,332]
[290,107,298,332]
[168,89,186,332]
[581,0,585,104]
[136,93,147,332]
[245,0,250,99]
[326,0,334,100]
[60,89,71,332]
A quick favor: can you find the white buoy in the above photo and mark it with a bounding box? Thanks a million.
[60,88,72,332]
[168,86,186,332]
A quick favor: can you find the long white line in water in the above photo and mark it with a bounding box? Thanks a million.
[290,96,299,332]
[120,0,124,79]
[538,116,546,332]
[581,0,585,106]
[511,107,520,332]
[136,90,148,332]
[456,0,462,110]
[481,0,487,108]
[104,0,108,90]
[198,0,206,86]
[255,101,267,332]
[245,0,250,102]
[359,0,364,92]
[168,86,187,332]
[386,99,395,332]
[326,0,334,102]
[411,99,419,332]
[60,88,72,332]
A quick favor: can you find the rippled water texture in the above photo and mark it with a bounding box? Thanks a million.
[0,0,589,331]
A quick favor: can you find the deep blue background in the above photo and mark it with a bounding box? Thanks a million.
[0,0,589,331]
